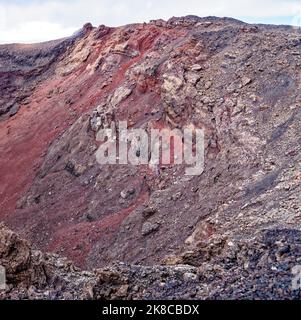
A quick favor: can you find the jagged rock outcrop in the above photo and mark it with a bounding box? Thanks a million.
[0,16,301,299]
[1,225,301,300]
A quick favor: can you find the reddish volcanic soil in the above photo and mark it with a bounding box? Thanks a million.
[1,16,301,273]
[0,21,187,267]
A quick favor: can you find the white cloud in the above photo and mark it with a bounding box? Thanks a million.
[0,21,77,44]
[1,0,301,44]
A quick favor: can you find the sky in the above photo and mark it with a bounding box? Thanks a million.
[0,0,301,44]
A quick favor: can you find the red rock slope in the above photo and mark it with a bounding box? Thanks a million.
[0,17,301,271]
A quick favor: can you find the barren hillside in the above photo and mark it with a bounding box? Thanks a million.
[0,16,301,299]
